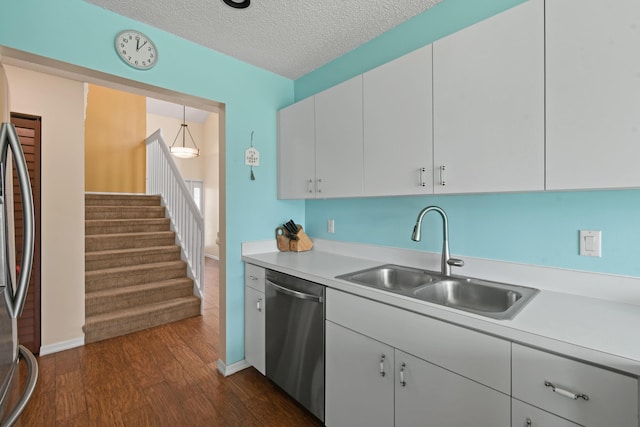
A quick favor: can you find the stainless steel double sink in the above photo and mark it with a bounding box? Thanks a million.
[336,264,538,320]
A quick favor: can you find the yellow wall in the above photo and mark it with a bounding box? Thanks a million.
[85,85,146,193]
[4,65,86,350]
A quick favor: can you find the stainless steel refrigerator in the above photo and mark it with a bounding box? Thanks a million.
[0,122,38,426]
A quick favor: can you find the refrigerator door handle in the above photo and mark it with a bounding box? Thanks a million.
[0,123,35,319]
[1,345,38,427]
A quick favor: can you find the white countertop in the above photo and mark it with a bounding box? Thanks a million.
[242,242,640,376]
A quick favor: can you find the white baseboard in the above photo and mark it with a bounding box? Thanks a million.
[205,254,220,260]
[39,337,85,356]
[216,358,251,377]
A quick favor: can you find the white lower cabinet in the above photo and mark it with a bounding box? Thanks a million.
[325,321,394,427]
[512,399,582,427]
[244,264,265,375]
[394,349,510,427]
[325,314,510,427]
[512,344,638,427]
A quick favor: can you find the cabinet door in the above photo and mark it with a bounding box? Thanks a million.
[325,321,394,427]
[432,0,544,194]
[363,44,433,196]
[315,75,364,198]
[394,350,510,427]
[512,399,582,427]
[244,286,265,375]
[546,0,640,190]
[512,344,638,427]
[277,96,315,199]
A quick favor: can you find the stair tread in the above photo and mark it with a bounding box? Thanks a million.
[86,260,185,277]
[85,218,169,223]
[86,230,174,239]
[86,205,164,210]
[86,278,193,299]
[85,296,199,325]
[85,245,180,258]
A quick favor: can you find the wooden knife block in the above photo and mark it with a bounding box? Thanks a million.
[275,225,313,252]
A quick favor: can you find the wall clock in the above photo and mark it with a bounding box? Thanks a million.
[114,30,158,70]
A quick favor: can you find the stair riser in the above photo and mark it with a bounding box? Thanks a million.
[84,299,200,344]
[85,195,162,207]
[86,251,181,271]
[86,220,171,235]
[86,283,193,317]
[86,265,187,292]
[86,234,176,252]
[86,207,166,220]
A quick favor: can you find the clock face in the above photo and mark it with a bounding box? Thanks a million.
[115,30,158,70]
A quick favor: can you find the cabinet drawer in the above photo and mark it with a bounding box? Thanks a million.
[512,344,638,427]
[244,263,265,292]
[512,399,582,427]
[326,289,510,394]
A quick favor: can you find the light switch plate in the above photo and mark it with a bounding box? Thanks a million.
[579,230,601,257]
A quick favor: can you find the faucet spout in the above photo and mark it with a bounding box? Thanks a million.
[411,206,463,276]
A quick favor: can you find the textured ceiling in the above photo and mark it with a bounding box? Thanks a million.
[84,0,442,79]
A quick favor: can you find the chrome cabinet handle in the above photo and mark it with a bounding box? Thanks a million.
[256,298,263,312]
[379,354,386,377]
[544,380,589,401]
[399,363,407,387]
[526,418,532,427]
[249,275,258,281]
[439,165,446,186]
[317,178,323,194]
[307,179,313,193]
[419,167,427,187]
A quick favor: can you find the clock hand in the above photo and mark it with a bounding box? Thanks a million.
[137,40,148,51]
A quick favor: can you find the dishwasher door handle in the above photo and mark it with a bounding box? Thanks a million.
[266,280,324,303]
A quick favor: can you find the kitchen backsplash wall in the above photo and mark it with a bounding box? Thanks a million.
[305,189,640,278]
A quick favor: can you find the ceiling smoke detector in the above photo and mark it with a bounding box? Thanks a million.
[221,0,250,9]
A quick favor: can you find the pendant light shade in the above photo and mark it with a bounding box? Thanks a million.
[170,106,200,159]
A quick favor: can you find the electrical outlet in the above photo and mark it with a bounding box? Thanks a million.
[328,219,335,234]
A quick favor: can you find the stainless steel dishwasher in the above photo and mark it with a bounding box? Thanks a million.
[265,269,325,422]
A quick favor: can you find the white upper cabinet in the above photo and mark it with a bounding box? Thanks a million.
[546,0,640,190]
[277,96,315,199]
[432,0,544,194]
[315,75,364,198]
[363,44,434,196]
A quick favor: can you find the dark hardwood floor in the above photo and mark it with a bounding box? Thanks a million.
[16,258,324,426]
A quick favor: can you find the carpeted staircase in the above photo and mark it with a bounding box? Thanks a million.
[83,193,201,343]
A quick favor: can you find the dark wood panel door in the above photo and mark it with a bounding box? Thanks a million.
[10,114,41,355]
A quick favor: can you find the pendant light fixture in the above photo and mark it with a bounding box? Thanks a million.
[170,105,200,159]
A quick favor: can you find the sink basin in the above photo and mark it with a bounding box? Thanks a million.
[336,264,538,320]
[336,264,439,291]
[413,279,531,318]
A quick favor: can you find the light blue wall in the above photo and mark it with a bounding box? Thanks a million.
[297,0,640,279]
[0,0,304,364]
[307,190,640,278]
[295,0,527,101]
